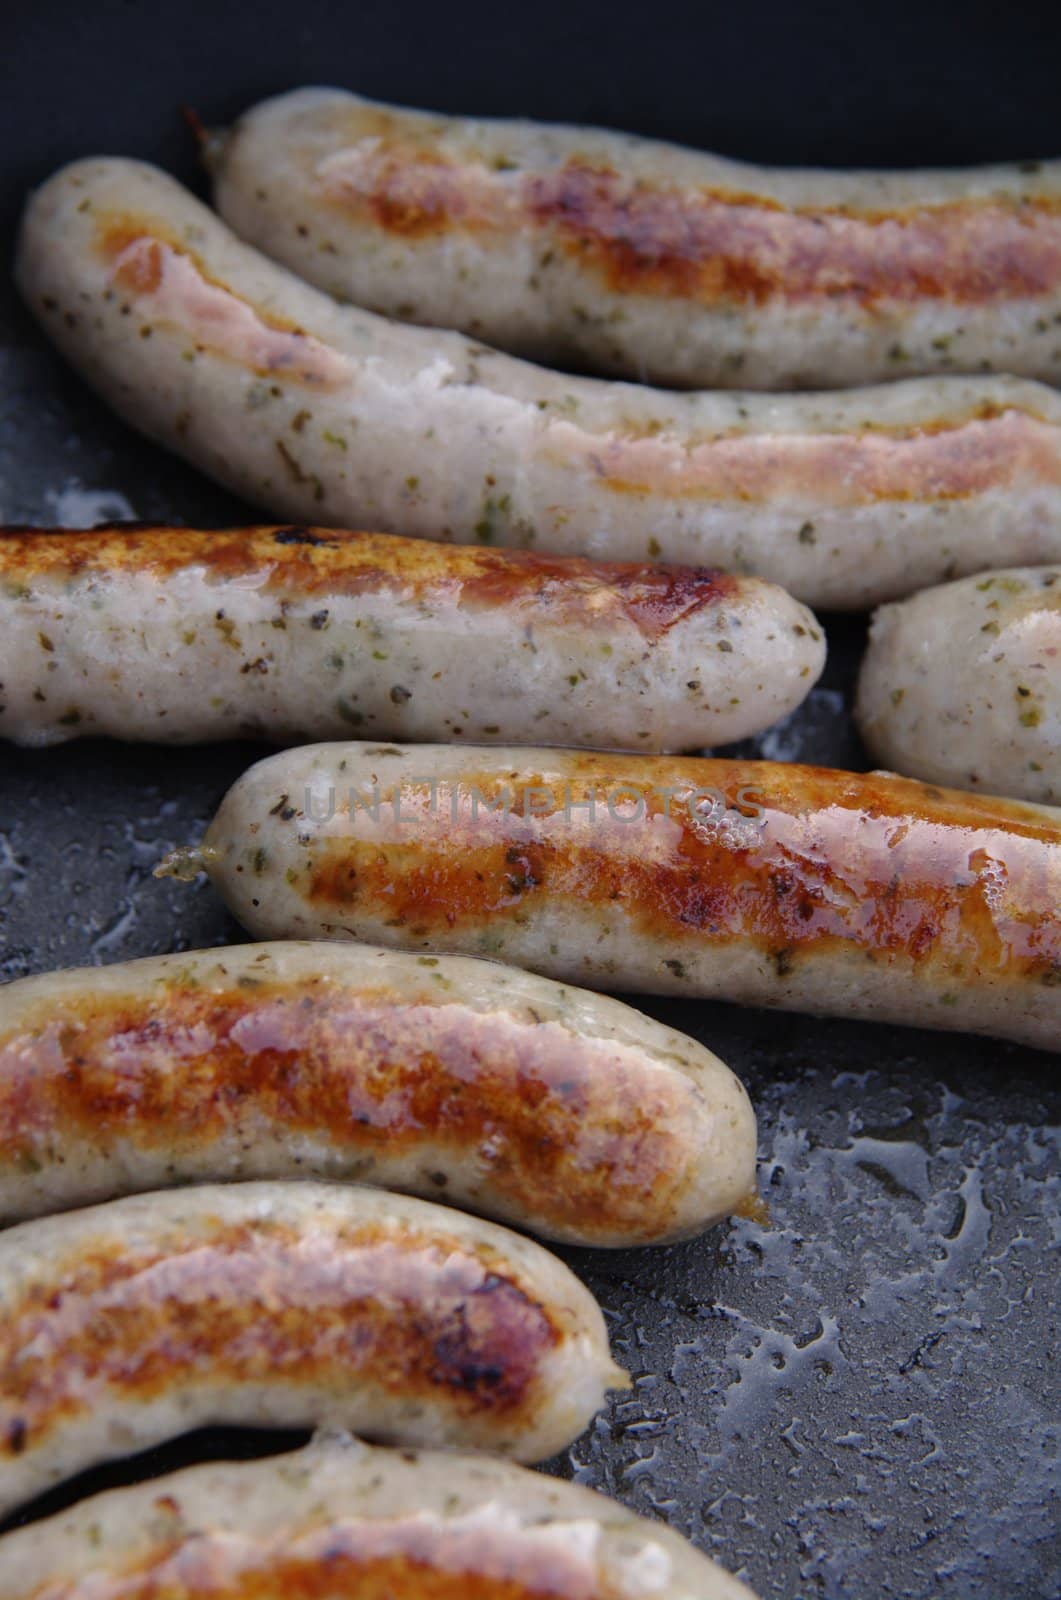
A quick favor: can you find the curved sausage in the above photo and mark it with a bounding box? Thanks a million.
[0,1432,758,1598]
[16,158,1061,611]
[169,741,1061,1052]
[0,523,823,751]
[0,1181,625,1515]
[857,567,1061,805]
[211,86,1061,391]
[0,939,756,1245]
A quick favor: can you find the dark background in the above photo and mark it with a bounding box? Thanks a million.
[4,0,1061,281]
[1,4,1059,1597]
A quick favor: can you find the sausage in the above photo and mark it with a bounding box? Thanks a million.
[856,566,1061,805]
[0,1431,758,1598]
[0,523,823,751]
[210,86,1061,391]
[0,1180,625,1515]
[16,158,1061,612]
[168,741,1061,1052]
[0,938,756,1245]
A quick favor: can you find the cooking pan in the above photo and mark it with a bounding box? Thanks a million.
[0,4,1057,1595]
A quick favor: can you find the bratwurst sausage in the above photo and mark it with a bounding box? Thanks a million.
[16,159,1061,610]
[0,1432,758,1598]
[0,939,756,1244]
[170,742,1061,1051]
[211,85,1061,391]
[0,523,823,751]
[0,1180,624,1515]
[857,566,1060,805]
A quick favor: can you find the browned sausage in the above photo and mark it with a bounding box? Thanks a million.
[0,523,822,750]
[171,742,1061,1051]
[0,1181,625,1516]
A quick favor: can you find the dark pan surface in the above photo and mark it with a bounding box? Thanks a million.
[0,5,1058,1596]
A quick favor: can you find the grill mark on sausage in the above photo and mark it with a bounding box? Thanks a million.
[0,987,703,1238]
[317,144,1061,308]
[0,1218,558,1455]
[20,1514,616,1599]
[528,166,1061,308]
[0,528,737,640]
[301,762,1061,985]
[96,219,351,389]
[455,553,737,636]
[546,406,1061,506]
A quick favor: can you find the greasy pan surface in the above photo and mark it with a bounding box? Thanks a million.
[0,5,1058,1597]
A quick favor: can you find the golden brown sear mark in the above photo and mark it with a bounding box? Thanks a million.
[527,166,1061,307]
[319,145,1061,306]
[320,143,482,240]
[0,1219,558,1454]
[456,551,736,636]
[560,405,1061,505]
[28,1516,614,1600]
[95,218,350,388]
[305,761,1061,984]
[0,987,699,1236]
[0,527,735,638]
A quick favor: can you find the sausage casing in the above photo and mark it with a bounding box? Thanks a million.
[212,86,1061,391]
[0,523,823,751]
[857,566,1061,805]
[0,1432,758,1598]
[16,158,1061,610]
[0,1180,625,1515]
[178,741,1061,1051]
[0,939,756,1245]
